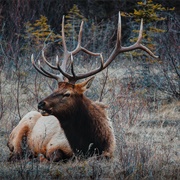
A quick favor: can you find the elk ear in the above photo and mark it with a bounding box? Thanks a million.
[75,76,95,93]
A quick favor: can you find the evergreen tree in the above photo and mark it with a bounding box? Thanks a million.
[122,0,174,61]
[24,15,61,49]
[64,4,87,48]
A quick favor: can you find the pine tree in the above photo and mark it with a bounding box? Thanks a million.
[121,0,174,61]
[121,0,174,88]
[24,15,61,49]
[64,4,87,48]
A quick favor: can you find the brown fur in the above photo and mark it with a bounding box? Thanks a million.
[7,111,72,162]
[38,77,116,158]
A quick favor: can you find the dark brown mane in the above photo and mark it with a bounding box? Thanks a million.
[57,96,113,156]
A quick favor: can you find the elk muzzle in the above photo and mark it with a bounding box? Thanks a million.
[38,101,46,109]
[38,101,52,116]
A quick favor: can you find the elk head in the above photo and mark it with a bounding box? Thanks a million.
[37,76,94,117]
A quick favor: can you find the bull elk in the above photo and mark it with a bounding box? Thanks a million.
[31,12,158,158]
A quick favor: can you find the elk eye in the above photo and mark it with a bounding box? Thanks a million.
[52,93,61,98]
[63,92,70,97]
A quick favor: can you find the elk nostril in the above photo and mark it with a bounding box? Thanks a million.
[38,101,46,109]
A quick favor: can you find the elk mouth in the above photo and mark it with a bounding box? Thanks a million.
[38,108,53,116]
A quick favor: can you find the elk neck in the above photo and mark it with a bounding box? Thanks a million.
[53,95,109,155]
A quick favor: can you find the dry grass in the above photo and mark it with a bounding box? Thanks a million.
[0,61,179,179]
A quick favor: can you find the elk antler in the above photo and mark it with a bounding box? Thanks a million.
[31,16,101,83]
[31,12,159,84]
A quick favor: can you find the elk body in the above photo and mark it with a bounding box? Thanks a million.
[32,12,158,158]
[7,111,72,162]
[38,78,115,157]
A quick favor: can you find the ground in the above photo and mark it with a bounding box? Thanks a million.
[0,64,179,179]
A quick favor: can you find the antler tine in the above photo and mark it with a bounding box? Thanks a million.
[128,16,159,58]
[56,55,72,80]
[54,15,75,82]
[42,50,58,70]
[68,53,104,82]
[70,53,76,78]
[62,16,67,54]
[38,60,62,81]
[60,15,69,72]
[116,11,122,48]
[71,20,101,57]
[31,16,69,82]
[71,21,100,56]
[137,18,143,43]
[31,16,68,82]
[102,11,159,69]
[31,54,62,82]
[31,54,50,78]
[56,53,105,83]
[76,21,83,49]
[137,19,159,58]
[55,16,105,83]
[99,53,104,69]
